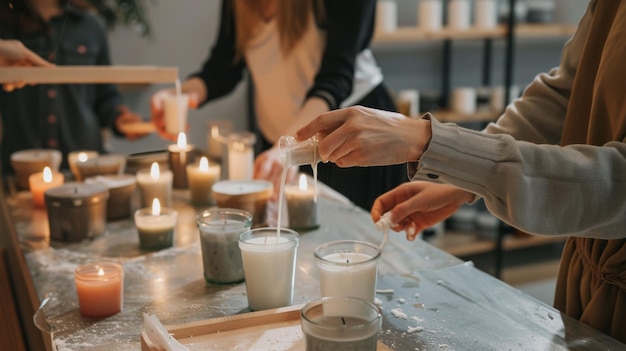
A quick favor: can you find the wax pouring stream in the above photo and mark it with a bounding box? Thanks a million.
[375,212,395,250]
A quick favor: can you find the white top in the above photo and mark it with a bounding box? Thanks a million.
[245,16,383,143]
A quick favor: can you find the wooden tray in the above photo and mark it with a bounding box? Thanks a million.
[141,304,392,351]
[0,66,178,84]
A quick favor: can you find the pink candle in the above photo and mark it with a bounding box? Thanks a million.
[28,166,64,207]
[74,262,124,318]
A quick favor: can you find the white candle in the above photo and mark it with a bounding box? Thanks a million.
[418,0,443,31]
[28,166,64,207]
[212,180,273,227]
[227,132,256,180]
[186,156,220,206]
[163,93,189,135]
[238,228,299,311]
[134,198,178,251]
[68,150,99,181]
[314,240,382,302]
[206,120,233,160]
[168,132,194,189]
[136,162,173,208]
[447,0,471,29]
[285,174,319,230]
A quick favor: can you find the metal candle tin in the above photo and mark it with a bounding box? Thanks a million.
[45,182,109,242]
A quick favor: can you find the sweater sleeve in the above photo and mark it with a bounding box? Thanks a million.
[412,2,626,240]
[189,0,246,105]
[305,0,377,110]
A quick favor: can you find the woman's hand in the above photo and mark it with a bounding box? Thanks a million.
[372,182,475,241]
[254,146,299,201]
[295,105,431,167]
[0,39,53,91]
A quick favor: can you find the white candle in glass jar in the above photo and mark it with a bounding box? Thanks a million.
[314,240,381,302]
[227,132,255,180]
[186,156,220,206]
[238,228,299,311]
[136,162,173,208]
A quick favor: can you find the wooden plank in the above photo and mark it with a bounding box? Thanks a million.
[0,66,178,84]
[141,304,393,351]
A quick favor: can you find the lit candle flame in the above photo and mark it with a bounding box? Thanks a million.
[151,198,161,216]
[97,268,104,276]
[177,132,187,149]
[43,166,53,183]
[77,152,88,162]
[199,157,209,172]
[298,174,308,191]
[150,162,160,180]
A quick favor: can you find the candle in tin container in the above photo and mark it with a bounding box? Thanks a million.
[68,150,99,181]
[45,182,109,242]
[75,154,126,180]
[86,174,136,220]
[212,180,272,227]
[10,149,62,190]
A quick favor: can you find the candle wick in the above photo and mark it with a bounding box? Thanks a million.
[346,259,349,264]
[341,317,346,326]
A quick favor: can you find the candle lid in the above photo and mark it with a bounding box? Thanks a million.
[212,180,272,197]
[45,182,109,207]
[227,131,256,145]
[78,154,126,168]
[85,174,136,189]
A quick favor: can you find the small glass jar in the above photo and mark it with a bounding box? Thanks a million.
[278,135,321,167]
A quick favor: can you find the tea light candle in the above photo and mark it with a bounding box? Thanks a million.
[74,262,124,318]
[285,174,319,230]
[68,150,99,181]
[186,156,220,206]
[212,180,273,227]
[238,227,299,311]
[168,132,194,189]
[75,154,126,180]
[314,240,382,302]
[227,132,256,180]
[28,166,64,207]
[301,297,382,351]
[10,149,62,190]
[136,162,173,208]
[134,198,178,251]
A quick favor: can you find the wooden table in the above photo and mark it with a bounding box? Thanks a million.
[3,177,623,350]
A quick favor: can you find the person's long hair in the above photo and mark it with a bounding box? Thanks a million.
[232,0,325,58]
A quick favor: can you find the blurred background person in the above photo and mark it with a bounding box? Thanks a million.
[150,0,406,210]
[0,0,148,173]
